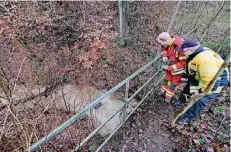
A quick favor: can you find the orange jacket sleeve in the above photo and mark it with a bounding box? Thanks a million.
[161,47,168,58]
[167,51,187,71]
[167,60,187,71]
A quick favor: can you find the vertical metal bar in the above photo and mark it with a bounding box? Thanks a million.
[128,71,159,101]
[95,76,164,152]
[29,56,161,151]
[72,104,126,152]
[72,75,162,151]
[122,81,129,122]
[125,81,129,101]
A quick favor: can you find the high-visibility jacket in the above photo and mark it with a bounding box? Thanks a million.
[161,35,187,74]
[186,47,229,93]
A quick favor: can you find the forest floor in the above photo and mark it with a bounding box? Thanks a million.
[105,87,230,152]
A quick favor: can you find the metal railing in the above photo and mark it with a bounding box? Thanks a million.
[29,54,162,152]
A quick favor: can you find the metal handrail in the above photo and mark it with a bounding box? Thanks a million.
[95,76,164,152]
[73,67,162,152]
[29,54,161,152]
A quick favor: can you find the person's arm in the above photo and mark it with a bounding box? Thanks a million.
[161,47,168,62]
[167,60,187,71]
[161,47,168,58]
[166,51,187,71]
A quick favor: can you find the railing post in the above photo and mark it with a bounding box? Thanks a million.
[29,55,161,151]
[125,81,129,100]
[122,81,130,122]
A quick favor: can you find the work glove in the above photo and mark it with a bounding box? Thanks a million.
[181,74,188,82]
[190,89,202,98]
[163,65,168,71]
[162,57,168,62]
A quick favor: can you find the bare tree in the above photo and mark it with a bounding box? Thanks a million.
[167,0,181,33]
[200,1,226,42]
[119,0,128,37]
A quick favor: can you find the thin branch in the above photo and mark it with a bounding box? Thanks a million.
[5,102,29,149]
[188,2,200,27]
[0,110,10,141]
[0,74,10,101]
[183,26,200,39]
[217,36,229,53]
[193,1,209,28]
[217,117,226,131]
[167,0,181,33]
[28,98,56,151]
[0,68,11,96]
[0,4,16,17]
[11,57,27,98]
[0,96,7,100]
[200,1,226,42]
[0,56,29,149]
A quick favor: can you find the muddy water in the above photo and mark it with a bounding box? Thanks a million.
[1,84,126,136]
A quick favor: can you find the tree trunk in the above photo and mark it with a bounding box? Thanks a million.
[119,0,128,37]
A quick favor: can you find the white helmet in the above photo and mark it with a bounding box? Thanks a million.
[156,32,172,47]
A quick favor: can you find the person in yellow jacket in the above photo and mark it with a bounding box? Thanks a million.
[175,40,229,124]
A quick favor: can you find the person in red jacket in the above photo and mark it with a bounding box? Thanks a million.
[156,32,186,102]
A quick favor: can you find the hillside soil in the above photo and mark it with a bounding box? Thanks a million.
[105,87,230,152]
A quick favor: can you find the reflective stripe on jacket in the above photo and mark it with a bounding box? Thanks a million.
[187,48,228,92]
[161,35,187,74]
[161,35,183,62]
